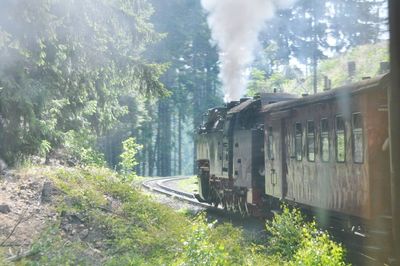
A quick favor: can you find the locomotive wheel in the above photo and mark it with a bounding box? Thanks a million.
[222,198,228,210]
[227,196,234,212]
[231,195,238,213]
[226,197,232,212]
[211,190,219,207]
[238,196,248,216]
[231,194,237,213]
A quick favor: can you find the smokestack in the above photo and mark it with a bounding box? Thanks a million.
[348,61,356,78]
[323,76,332,91]
[201,0,296,102]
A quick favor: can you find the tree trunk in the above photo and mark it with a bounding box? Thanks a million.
[141,128,146,176]
[155,102,161,176]
[157,99,172,177]
[313,55,318,94]
[178,108,182,175]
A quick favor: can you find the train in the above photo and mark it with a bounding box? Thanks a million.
[195,73,391,228]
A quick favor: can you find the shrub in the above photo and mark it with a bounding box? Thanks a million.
[290,231,347,266]
[266,205,347,265]
[265,206,309,259]
[176,214,246,266]
[64,130,106,167]
[119,137,142,181]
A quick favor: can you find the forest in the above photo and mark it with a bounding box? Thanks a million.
[0,0,388,176]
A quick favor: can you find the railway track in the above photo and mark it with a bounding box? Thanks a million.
[141,176,215,209]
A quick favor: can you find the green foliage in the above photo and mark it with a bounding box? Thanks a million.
[266,206,308,259]
[290,231,347,266]
[119,137,143,181]
[175,214,246,266]
[19,166,190,265]
[38,140,52,158]
[253,42,389,96]
[64,130,106,167]
[0,0,165,166]
[247,69,269,96]
[23,226,94,265]
[319,42,389,88]
[177,176,198,193]
[266,206,347,265]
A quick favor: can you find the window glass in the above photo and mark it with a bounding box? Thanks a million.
[336,116,346,162]
[307,121,315,161]
[295,123,302,161]
[268,127,274,160]
[320,118,330,162]
[352,113,364,163]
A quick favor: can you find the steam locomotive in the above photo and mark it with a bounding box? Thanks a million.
[195,73,391,226]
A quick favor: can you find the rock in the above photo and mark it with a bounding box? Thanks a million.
[79,229,89,239]
[0,159,7,173]
[0,204,11,214]
[27,181,40,190]
[41,181,60,203]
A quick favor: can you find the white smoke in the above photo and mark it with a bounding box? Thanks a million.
[201,0,296,101]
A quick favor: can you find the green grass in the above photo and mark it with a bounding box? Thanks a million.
[2,166,349,265]
[14,166,191,265]
[177,175,198,194]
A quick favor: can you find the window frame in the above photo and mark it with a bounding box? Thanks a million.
[320,118,330,162]
[352,112,364,164]
[335,115,346,163]
[306,120,316,162]
[294,122,303,161]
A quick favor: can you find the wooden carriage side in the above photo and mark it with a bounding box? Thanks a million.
[261,74,390,220]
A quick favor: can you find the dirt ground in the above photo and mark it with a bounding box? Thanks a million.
[0,168,59,260]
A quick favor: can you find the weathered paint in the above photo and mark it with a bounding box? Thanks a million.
[263,75,390,220]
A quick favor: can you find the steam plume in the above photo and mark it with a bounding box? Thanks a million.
[201,0,296,101]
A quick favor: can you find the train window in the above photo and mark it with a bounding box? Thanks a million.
[268,127,274,160]
[352,113,364,163]
[295,123,302,161]
[307,121,315,162]
[335,116,346,162]
[320,118,330,162]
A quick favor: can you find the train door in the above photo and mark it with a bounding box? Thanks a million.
[265,119,286,198]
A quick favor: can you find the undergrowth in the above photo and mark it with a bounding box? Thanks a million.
[18,166,190,265]
[266,206,348,266]
[6,166,348,265]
